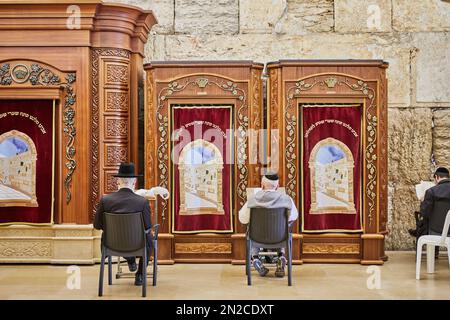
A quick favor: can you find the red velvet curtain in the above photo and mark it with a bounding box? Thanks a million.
[301,106,362,232]
[172,107,233,233]
[0,100,54,224]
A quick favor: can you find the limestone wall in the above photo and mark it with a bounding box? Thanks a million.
[112,0,450,250]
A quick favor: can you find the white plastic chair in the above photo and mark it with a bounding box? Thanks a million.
[415,210,450,280]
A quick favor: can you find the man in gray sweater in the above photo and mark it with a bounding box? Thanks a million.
[239,173,298,277]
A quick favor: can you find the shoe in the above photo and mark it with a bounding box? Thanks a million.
[253,258,269,277]
[408,229,417,237]
[275,256,286,278]
[134,273,143,286]
[128,261,137,272]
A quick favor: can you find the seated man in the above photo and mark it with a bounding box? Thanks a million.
[93,162,152,286]
[239,173,298,277]
[416,167,450,257]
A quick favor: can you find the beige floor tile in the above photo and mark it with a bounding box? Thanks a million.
[0,251,448,300]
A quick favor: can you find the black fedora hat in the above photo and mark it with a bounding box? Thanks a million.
[113,162,142,178]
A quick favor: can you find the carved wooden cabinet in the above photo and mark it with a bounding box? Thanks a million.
[144,61,264,263]
[268,60,388,264]
[0,1,156,224]
[0,1,156,264]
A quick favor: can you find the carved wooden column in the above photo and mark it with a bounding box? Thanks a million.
[90,4,156,217]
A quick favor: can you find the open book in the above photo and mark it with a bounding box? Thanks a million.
[415,181,435,201]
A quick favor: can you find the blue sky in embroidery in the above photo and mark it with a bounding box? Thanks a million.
[184,145,216,165]
[0,137,29,158]
[316,145,344,164]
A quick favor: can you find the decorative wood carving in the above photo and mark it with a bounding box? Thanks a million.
[303,243,360,254]
[105,118,128,138]
[106,64,129,85]
[91,49,132,218]
[106,91,129,112]
[105,145,128,166]
[105,172,119,193]
[175,243,232,254]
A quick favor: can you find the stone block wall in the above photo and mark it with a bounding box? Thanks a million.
[112,0,450,250]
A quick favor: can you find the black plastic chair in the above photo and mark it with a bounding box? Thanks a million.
[115,224,159,286]
[98,212,150,297]
[246,207,293,286]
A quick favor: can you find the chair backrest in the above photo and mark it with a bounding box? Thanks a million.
[440,210,450,244]
[429,198,450,235]
[248,207,289,244]
[103,212,146,252]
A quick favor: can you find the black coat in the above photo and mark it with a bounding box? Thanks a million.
[420,179,450,235]
[93,188,152,231]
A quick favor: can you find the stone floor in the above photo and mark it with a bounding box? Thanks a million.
[0,251,448,300]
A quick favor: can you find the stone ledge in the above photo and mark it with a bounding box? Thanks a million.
[0,224,101,264]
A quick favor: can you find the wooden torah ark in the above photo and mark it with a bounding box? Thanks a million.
[267,60,388,264]
[145,60,388,265]
[144,61,264,264]
[0,1,156,264]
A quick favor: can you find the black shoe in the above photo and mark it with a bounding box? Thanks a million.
[253,258,269,277]
[128,261,137,272]
[134,273,143,286]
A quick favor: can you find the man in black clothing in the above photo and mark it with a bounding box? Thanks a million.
[410,167,450,258]
[94,162,152,286]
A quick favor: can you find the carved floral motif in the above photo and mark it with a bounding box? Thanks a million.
[106,145,128,166]
[175,243,232,254]
[106,91,129,112]
[106,119,128,137]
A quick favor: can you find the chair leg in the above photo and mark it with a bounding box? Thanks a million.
[246,240,252,286]
[98,249,106,296]
[288,239,292,286]
[153,241,158,287]
[426,244,435,274]
[142,249,147,298]
[416,242,423,280]
[108,256,112,285]
[447,244,450,267]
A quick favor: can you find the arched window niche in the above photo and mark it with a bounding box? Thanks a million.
[309,137,356,214]
[0,130,38,207]
[178,139,224,215]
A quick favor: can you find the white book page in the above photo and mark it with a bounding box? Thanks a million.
[415,181,435,201]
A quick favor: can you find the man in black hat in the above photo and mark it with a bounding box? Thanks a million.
[410,167,450,258]
[239,173,298,278]
[94,162,152,286]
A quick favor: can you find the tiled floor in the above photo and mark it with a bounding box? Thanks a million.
[0,251,448,300]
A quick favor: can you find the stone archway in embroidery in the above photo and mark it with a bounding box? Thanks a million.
[178,139,224,215]
[309,137,356,214]
[0,130,38,207]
